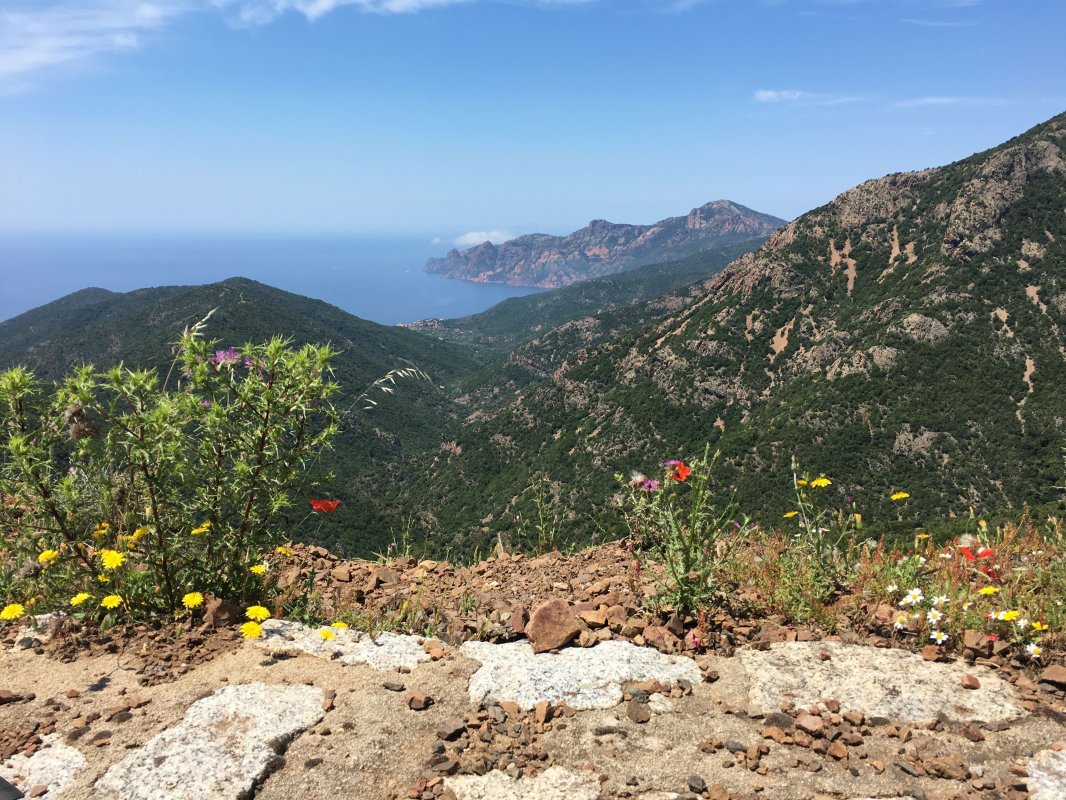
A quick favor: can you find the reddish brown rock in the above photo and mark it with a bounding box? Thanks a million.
[961,674,981,690]
[577,608,608,628]
[330,565,352,583]
[642,625,681,653]
[508,604,529,635]
[201,595,244,628]
[1039,664,1066,687]
[827,741,848,760]
[795,713,824,736]
[407,692,434,711]
[525,599,581,653]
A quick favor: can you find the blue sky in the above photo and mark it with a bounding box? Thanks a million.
[2,0,1064,243]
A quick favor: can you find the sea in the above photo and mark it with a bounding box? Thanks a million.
[0,233,542,326]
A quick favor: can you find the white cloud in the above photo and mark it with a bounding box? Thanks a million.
[754,89,864,106]
[0,0,595,85]
[901,17,976,27]
[754,89,810,103]
[213,0,469,26]
[894,95,1008,109]
[0,1,188,84]
[453,229,514,246]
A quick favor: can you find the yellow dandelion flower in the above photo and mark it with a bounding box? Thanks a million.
[190,521,212,536]
[97,573,110,583]
[0,603,25,621]
[100,595,123,610]
[783,511,799,519]
[796,479,808,487]
[275,546,294,557]
[1032,621,1049,632]
[890,491,910,502]
[977,586,1001,596]
[916,533,930,541]
[38,549,60,565]
[99,549,126,570]
[853,513,863,525]
[330,621,349,629]
[240,621,264,639]
[1001,610,1021,622]
[245,605,270,622]
[249,564,267,575]
[124,527,149,545]
[69,593,92,607]
[92,523,110,539]
[319,628,335,641]
[182,592,204,610]
[809,476,832,489]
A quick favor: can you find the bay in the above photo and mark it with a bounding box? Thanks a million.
[0,233,542,326]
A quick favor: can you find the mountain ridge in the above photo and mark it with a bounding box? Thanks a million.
[425,200,785,288]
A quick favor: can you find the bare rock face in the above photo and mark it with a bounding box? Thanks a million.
[95,682,324,800]
[446,765,601,800]
[425,201,784,288]
[1027,747,1066,800]
[525,599,582,653]
[462,639,701,710]
[740,642,1024,724]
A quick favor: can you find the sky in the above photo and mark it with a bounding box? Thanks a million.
[2,0,1065,244]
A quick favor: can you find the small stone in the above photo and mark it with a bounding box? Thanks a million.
[827,741,848,760]
[305,757,324,768]
[961,674,981,690]
[509,605,529,635]
[761,726,789,744]
[330,565,352,582]
[407,692,434,711]
[383,681,405,692]
[687,775,707,793]
[626,699,651,724]
[525,600,581,654]
[29,786,48,798]
[535,700,552,725]
[0,690,18,705]
[961,724,985,742]
[795,713,824,736]
[1039,664,1066,688]
[920,645,941,662]
[436,718,466,741]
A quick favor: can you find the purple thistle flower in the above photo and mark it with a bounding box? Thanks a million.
[641,479,661,492]
[211,348,240,367]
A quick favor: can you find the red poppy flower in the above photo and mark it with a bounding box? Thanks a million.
[310,499,341,512]
[960,546,995,562]
[666,460,692,482]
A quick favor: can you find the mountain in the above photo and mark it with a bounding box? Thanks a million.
[400,112,1066,555]
[0,277,481,555]
[425,200,785,288]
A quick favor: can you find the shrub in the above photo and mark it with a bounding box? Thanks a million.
[0,331,340,623]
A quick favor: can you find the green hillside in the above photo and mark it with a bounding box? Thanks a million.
[0,278,480,555]
[398,111,1066,556]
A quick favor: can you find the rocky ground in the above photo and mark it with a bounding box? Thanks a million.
[1,543,1064,800]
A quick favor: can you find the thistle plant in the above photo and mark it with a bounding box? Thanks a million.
[619,447,746,613]
[0,332,340,622]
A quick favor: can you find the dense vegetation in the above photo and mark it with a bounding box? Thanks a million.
[393,111,1066,557]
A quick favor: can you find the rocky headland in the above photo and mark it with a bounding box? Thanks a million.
[425,201,785,288]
